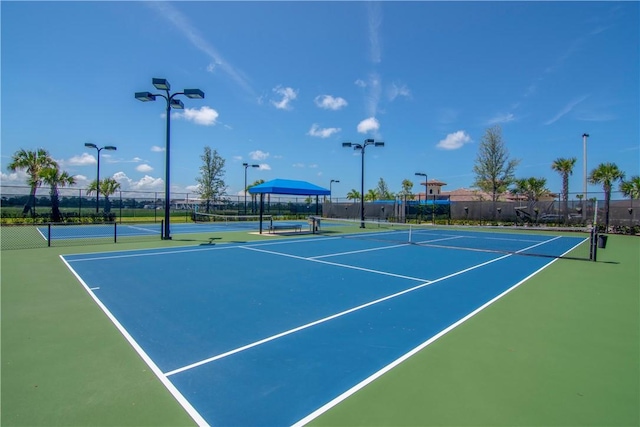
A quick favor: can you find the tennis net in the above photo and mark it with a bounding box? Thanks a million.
[313,217,590,259]
[193,212,273,228]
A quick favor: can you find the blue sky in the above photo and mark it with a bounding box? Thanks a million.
[1,1,638,200]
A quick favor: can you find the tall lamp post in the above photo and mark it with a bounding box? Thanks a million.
[343,138,384,228]
[243,163,260,214]
[582,133,589,221]
[84,143,117,214]
[415,172,427,223]
[330,179,340,203]
[135,78,204,240]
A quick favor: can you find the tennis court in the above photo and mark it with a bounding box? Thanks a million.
[61,227,585,426]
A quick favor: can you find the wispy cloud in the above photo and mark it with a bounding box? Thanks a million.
[436,131,472,150]
[314,95,348,110]
[367,2,382,64]
[487,112,515,125]
[271,86,298,110]
[308,124,341,138]
[357,117,380,134]
[136,164,153,173]
[544,95,589,125]
[388,82,411,101]
[173,106,219,126]
[146,2,254,95]
[151,146,165,152]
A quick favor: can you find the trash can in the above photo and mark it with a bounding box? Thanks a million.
[597,234,608,249]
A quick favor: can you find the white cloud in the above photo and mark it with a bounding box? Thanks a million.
[292,163,305,168]
[436,131,472,150]
[357,117,380,134]
[113,171,164,191]
[258,164,271,171]
[0,170,27,185]
[136,164,154,173]
[314,95,348,110]
[173,106,219,126]
[355,79,367,88]
[388,82,411,101]
[151,146,165,152]
[487,113,515,125]
[250,150,270,161]
[308,124,341,138]
[271,86,298,110]
[68,153,96,166]
[232,155,243,161]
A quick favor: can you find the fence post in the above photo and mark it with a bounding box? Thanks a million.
[47,223,51,247]
[114,222,117,243]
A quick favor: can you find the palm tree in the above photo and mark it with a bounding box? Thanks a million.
[40,166,76,222]
[346,189,361,201]
[551,157,577,220]
[619,176,640,200]
[86,177,121,214]
[365,189,378,202]
[589,162,625,231]
[7,148,57,216]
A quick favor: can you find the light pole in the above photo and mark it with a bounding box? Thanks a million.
[84,143,117,214]
[243,163,260,214]
[135,78,204,240]
[343,138,384,228]
[415,172,427,223]
[330,179,340,203]
[582,133,589,221]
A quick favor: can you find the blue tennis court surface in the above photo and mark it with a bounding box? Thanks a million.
[62,230,586,426]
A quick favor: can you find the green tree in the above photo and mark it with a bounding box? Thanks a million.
[513,177,550,202]
[40,166,76,222]
[473,125,520,206]
[346,189,361,201]
[86,178,121,213]
[365,189,378,202]
[375,177,394,200]
[195,146,227,213]
[398,179,414,200]
[619,176,640,200]
[589,162,625,230]
[551,157,577,219]
[7,148,58,216]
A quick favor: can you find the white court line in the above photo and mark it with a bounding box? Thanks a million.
[241,246,430,282]
[165,236,564,378]
[124,225,159,234]
[59,255,208,427]
[292,236,584,427]
[310,236,464,259]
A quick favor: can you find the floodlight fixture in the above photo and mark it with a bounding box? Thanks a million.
[135,77,205,239]
[152,78,171,91]
[135,92,156,102]
[342,138,385,228]
[184,88,205,99]
[170,99,184,109]
[84,143,118,214]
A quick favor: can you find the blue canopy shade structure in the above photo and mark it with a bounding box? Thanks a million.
[248,179,329,234]
[248,179,330,196]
